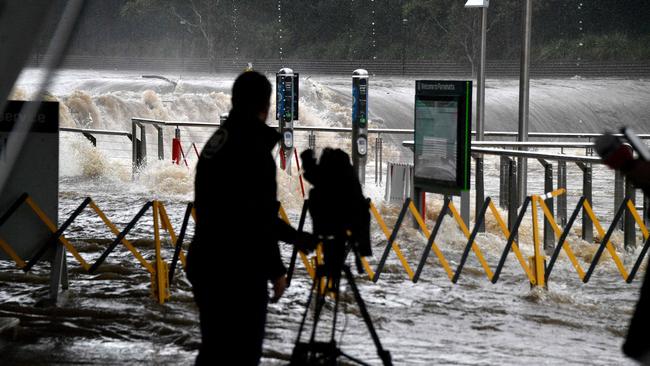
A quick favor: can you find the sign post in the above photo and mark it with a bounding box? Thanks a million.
[413,80,472,225]
[276,67,299,169]
[352,69,369,184]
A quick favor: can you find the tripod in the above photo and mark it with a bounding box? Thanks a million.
[290,239,392,366]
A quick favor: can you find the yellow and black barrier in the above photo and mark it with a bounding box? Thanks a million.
[367,194,537,285]
[544,195,650,284]
[351,188,649,288]
[0,193,189,304]
[2,189,649,306]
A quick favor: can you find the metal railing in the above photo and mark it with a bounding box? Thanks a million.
[60,118,650,249]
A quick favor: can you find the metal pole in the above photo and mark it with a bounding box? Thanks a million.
[131,122,138,174]
[379,135,383,183]
[477,7,487,142]
[461,190,470,228]
[643,191,650,226]
[49,244,66,302]
[557,160,567,227]
[540,159,555,252]
[140,123,147,166]
[578,162,593,243]
[615,170,625,229]
[517,0,533,205]
[507,158,518,232]
[475,156,485,232]
[624,178,636,250]
[375,136,379,184]
[499,156,508,208]
[156,126,164,160]
[474,7,487,232]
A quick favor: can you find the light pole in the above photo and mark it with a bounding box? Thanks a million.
[518,0,532,205]
[465,0,488,230]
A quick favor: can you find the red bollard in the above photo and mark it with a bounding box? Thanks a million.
[172,127,182,164]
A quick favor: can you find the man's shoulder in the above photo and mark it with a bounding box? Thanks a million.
[201,129,230,160]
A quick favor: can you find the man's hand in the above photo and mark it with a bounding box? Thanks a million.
[270,275,287,303]
[627,160,650,193]
[294,232,319,254]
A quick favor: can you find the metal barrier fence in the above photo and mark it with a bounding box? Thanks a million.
[3,189,647,305]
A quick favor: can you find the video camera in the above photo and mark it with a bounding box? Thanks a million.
[595,127,650,194]
[300,148,372,274]
[595,127,650,171]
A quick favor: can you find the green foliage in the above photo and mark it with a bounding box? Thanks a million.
[536,33,650,61]
[58,0,649,62]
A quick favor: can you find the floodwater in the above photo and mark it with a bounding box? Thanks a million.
[1,69,649,365]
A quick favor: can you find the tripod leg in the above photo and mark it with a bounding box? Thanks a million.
[343,265,393,366]
[330,275,342,343]
[308,274,328,347]
[295,269,319,345]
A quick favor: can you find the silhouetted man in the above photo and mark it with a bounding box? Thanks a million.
[622,161,650,363]
[187,71,312,365]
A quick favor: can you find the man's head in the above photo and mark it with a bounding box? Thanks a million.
[231,71,272,121]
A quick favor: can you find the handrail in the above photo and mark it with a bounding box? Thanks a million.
[60,127,132,138]
[132,117,415,134]
[132,117,219,128]
[60,119,649,142]
[471,147,602,163]
[481,131,650,139]
[403,140,597,148]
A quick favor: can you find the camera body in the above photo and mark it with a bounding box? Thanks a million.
[595,128,649,171]
[300,148,372,272]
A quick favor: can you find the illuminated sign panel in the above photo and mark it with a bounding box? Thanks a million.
[414,80,472,195]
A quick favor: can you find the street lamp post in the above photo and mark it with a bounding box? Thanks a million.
[465,0,488,231]
[518,0,533,206]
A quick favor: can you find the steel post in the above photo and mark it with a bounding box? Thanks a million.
[461,190,470,228]
[517,0,533,205]
[508,158,518,231]
[643,192,650,226]
[557,160,567,227]
[475,156,485,232]
[476,7,487,141]
[500,156,508,208]
[412,187,422,229]
[131,122,138,173]
[139,123,147,166]
[578,163,593,242]
[375,136,379,184]
[156,126,164,160]
[540,159,554,252]
[49,244,66,302]
[308,131,316,151]
[624,178,636,250]
[378,134,384,183]
[615,170,625,229]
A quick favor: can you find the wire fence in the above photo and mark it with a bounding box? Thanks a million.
[30,55,650,78]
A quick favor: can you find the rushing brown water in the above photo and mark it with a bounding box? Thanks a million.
[1,70,648,365]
